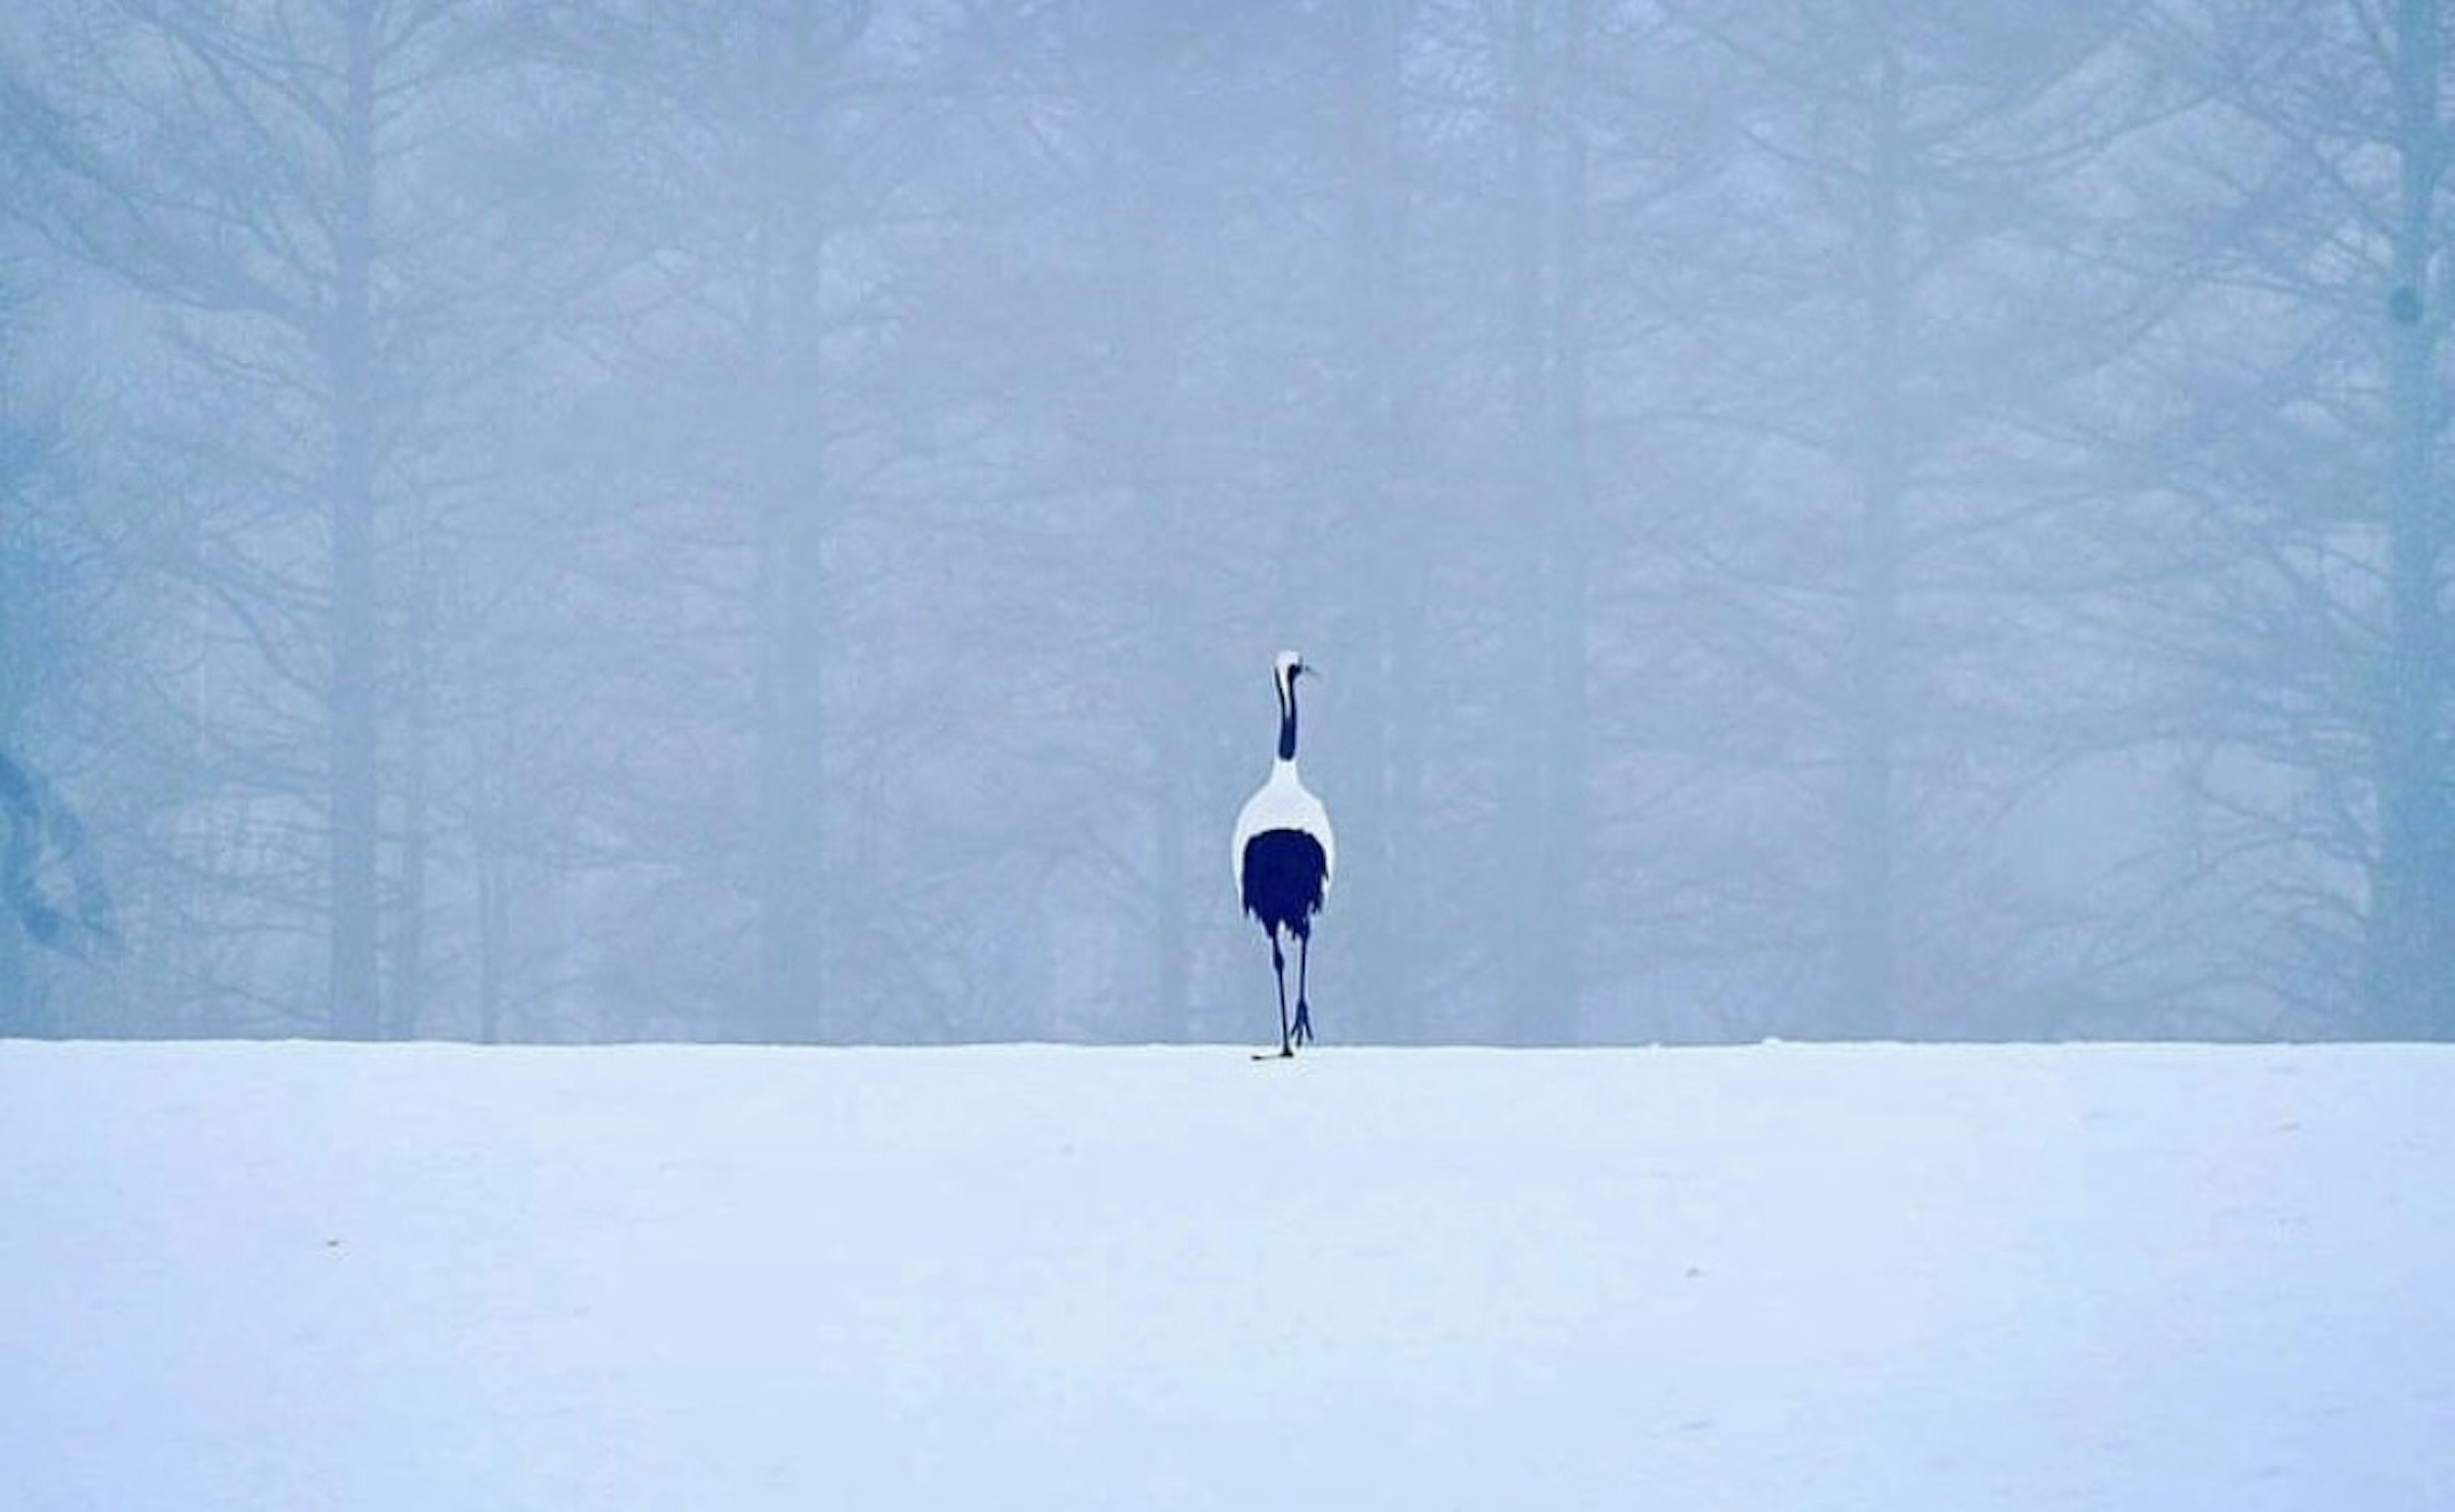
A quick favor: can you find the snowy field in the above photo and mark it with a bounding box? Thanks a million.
[3,1041,2451,1511]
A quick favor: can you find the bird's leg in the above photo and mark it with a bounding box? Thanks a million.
[1292,931,1313,1046]
[1272,931,1293,1057]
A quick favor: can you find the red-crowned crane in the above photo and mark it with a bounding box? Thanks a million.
[1232,651,1336,1057]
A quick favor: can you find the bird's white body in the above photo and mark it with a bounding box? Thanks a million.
[1231,758,1336,898]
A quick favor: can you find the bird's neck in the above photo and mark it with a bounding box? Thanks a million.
[1276,678,1299,762]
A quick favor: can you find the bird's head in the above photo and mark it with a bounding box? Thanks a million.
[1274,650,1313,694]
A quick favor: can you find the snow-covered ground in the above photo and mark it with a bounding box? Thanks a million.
[3,1041,2450,1511]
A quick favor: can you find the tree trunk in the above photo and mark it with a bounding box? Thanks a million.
[326,0,382,1041]
[1538,0,1592,1046]
[1502,0,1559,1043]
[1501,0,1587,1045]
[1838,42,1907,1041]
[1336,0,1421,1043]
[0,608,29,1034]
[2368,0,2452,1038]
[478,772,509,1046]
[1142,395,1191,1047]
[1127,113,1192,1046]
[751,0,836,1044]
[388,520,434,1041]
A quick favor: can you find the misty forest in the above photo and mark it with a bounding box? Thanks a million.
[0,0,2449,1049]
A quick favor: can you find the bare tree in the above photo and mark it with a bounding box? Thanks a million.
[1660,1,2192,1036]
[5,0,543,1038]
[2135,0,2455,1036]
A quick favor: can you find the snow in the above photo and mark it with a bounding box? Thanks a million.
[3,1040,2451,1511]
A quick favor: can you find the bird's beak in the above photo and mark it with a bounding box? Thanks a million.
[1298,663,1320,682]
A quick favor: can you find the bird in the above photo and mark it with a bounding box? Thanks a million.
[1232,651,1336,1057]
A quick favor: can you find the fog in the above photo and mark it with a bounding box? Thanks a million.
[0,0,2446,1045]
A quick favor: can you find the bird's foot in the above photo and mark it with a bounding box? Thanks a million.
[1291,1000,1313,1045]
